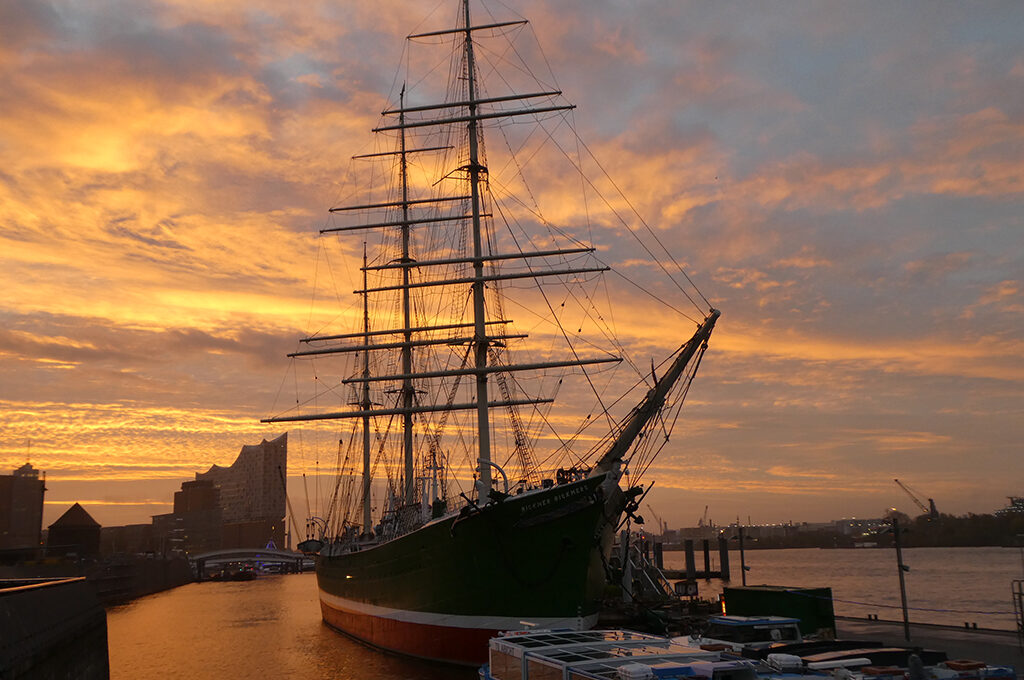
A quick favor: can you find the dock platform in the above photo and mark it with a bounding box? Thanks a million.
[838,615,1023,674]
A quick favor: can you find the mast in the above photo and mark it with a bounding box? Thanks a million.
[263,2,619,508]
[361,245,372,534]
[463,0,493,500]
[398,85,416,506]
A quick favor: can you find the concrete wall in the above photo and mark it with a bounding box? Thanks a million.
[0,577,109,679]
[0,555,193,606]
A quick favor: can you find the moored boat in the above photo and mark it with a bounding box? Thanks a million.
[481,629,721,680]
[688,615,805,652]
[478,628,1018,680]
[264,0,720,665]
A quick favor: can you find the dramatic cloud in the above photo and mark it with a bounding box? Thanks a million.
[1,0,1021,527]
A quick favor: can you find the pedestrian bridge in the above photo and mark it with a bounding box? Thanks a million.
[190,548,311,579]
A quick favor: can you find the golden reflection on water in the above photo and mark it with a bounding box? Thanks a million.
[107,546,1023,677]
[107,572,475,679]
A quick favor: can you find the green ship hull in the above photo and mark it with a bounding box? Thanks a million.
[316,474,613,665]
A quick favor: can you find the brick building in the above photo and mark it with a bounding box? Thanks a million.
[47,503,101,557]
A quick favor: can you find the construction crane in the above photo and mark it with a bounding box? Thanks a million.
[645,505,668,536]
[697,505,710,528]
[894,478,939,519]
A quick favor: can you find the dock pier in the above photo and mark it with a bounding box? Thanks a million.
[657,537,731,581]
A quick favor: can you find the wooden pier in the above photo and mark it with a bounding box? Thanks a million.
[647,537,731,582]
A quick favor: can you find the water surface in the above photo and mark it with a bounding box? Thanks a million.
[108,546,1024,678]
[108,571,476,679]
[665,545,1024,629]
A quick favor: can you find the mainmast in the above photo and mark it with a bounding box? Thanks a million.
[398,86,416,506]
[360,245,372,534]
[462,0,493,500]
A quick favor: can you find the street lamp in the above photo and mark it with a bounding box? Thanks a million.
[889,516,911,642]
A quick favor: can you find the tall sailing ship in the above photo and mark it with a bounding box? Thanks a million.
[264,0,719,666]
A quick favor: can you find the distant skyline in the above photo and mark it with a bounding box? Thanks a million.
[2,0,1022,528]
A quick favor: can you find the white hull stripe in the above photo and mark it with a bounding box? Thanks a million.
[319,589,599,631]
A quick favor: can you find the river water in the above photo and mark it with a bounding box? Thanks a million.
[663,546,1024,630]
[107,571,476,680]
[107,547,1024,679]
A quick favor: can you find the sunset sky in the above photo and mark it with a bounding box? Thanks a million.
[1,0,1021,530]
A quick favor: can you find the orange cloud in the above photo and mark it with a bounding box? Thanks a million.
[1,0,1022,526]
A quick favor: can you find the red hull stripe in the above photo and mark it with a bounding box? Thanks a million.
[319,589,598,630]
[319,592,598,666]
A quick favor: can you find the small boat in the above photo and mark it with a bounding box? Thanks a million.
[480,629,723,680]
[684,615,804,652]
[479,628,839,680]
[478,628,1018,680]
[218,565,258,581]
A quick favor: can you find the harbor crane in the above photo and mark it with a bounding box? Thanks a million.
[645,505,668,536]
[894,478,939,519]
[697,505,710,528]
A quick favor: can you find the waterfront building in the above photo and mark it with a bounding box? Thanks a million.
[0,463,46,553]
[47,503,101,557]
[151,479,223,555]
[99,523,155,556]
[675,526,721,541]
[731,523,795,540]
[174,479,220,514]
[833,517,885,536]
[150,512,185,556]
[196,432,287,549]
[146,434,288,554]
[995,496,1023,517]
[675,522,798,542]
[795,521,833,533]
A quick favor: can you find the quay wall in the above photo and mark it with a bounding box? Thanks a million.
[0,577,109,680]
[0,555,193,606]
[89,555,193,604]
[838,615,1024,671]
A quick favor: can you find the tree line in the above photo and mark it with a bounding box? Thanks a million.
[747,513,1024,550]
